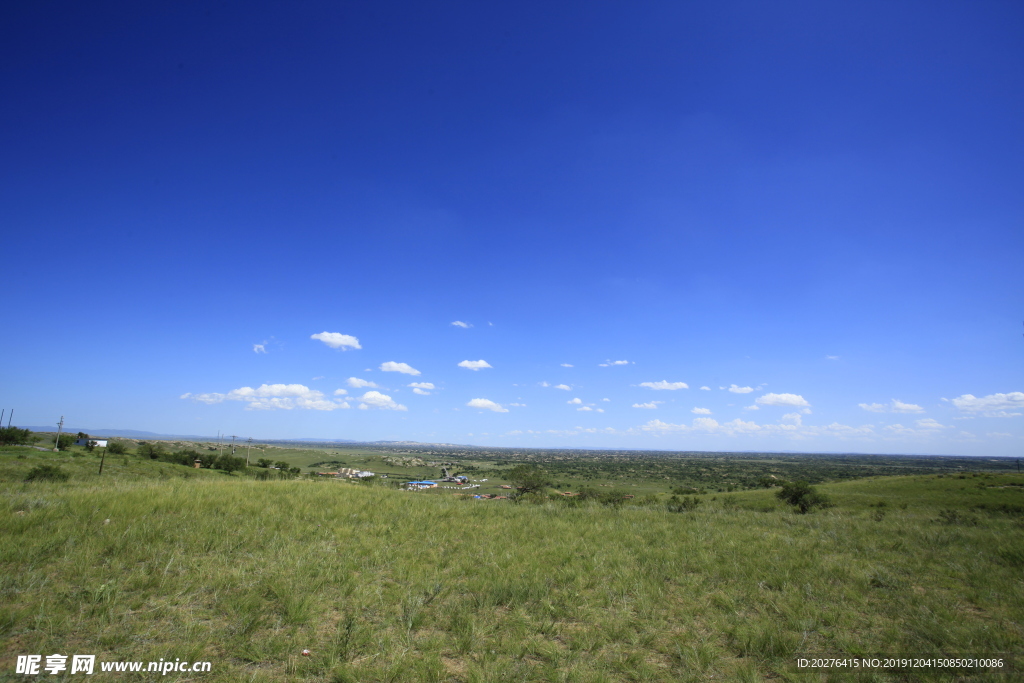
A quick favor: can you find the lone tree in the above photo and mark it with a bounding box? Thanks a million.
[506,464,550,500]
[776,480,832,514]
[137,442,167,460]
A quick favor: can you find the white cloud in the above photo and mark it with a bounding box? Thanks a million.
[691,407,712,415]
[508,403,527,407]
[727,384,754,394]
[637,414,881,439]
[310,331,361,350]
[599,360,631,367]
[380,361,421,376]
[633,402,661,409]
[601,398,610,402]
[253,344,267,354]
[184,383,349,411]
[743,405,759,411]
[333,388,348,396]
[347,377,378,389]
[180,392,225,405]
[554,384,572,391]
[560,363,574,367]
[881,419,947,436]
[826,355,839,360]
[568,398,583,404]
[756,393,810,407]
[577,406,593,412]
[639,380,689,390]
[412,388,431,395]
[858,399,924,414]
[947,392,1024,417]
[451,321,472,328]
[467,398,508,413]
[813,422,874,436]
[883,424,915,435]
[699,386,711,391]
[312,376,324,381]
[357,391,406,411]
[408,382,435,390]
[458,359,493,371]
[641,417,763,435]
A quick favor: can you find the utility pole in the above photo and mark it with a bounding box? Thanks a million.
[6,409,12,429]
[98,442,106,476]
[53,416,64,452]
[0,410,4,429]
[230,434,238,455]
[246,437,253,467]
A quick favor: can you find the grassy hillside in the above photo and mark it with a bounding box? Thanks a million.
[1,451,1021,681]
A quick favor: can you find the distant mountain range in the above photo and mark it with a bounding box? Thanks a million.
[21,427,220,439]
[17,427,383,445]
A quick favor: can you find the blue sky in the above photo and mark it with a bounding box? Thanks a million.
[2,1,1022,455]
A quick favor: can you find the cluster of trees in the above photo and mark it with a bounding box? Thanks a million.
[667,495,702,512]
[0,426,34,446]
[136,443,246,472]
[255,458,300,474]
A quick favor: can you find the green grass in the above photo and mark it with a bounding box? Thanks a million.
[1,451,1021,681]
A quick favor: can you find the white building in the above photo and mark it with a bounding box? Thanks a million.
[75,438,108,447]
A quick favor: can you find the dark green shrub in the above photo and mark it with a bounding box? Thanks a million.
[667,495,702,513]
[137,442,167,460]
[25,464,69,482]
[775,480,832,514]
[937,509,978,525]
[55,434,75,451]
[0,426,33,446]
[106,440,128,455]
[257,458,272,468]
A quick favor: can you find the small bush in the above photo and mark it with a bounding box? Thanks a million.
[105,440,128,455]
[667,495,702,513]
[775,480,832,514]
[25,465,69,482]
[937,509,978,526]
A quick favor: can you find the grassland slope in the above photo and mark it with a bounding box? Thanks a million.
[1,452,1021,681]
